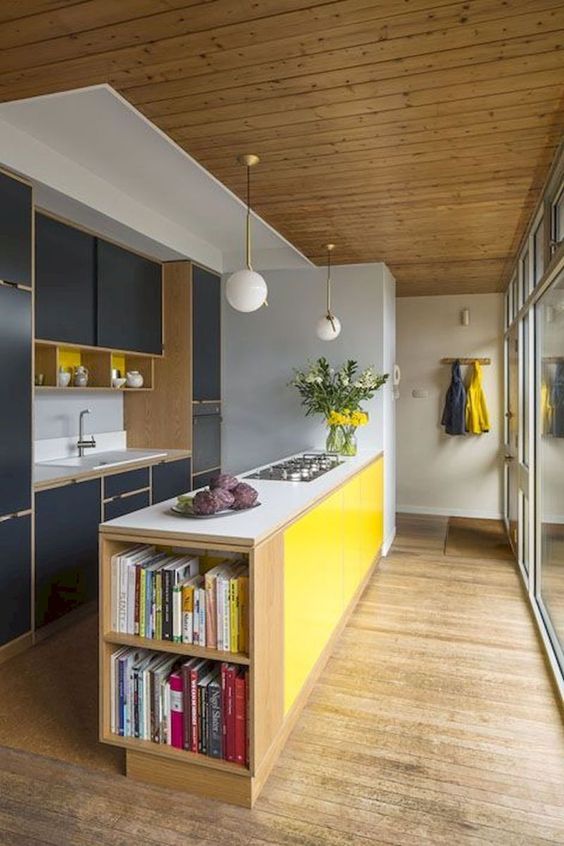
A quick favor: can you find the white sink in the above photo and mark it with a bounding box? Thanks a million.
[39,450,167,471]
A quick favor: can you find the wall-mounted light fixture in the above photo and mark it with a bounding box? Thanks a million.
[460,308,470,326]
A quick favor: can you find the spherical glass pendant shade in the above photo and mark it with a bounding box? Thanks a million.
[226,269,268,313]
[316,313,341,341]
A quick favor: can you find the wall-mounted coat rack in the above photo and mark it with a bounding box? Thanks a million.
[441,357,491,365]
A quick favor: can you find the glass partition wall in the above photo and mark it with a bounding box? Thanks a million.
[504,143,564,694]
[536,271,564,672]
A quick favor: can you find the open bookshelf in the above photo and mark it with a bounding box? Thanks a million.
[99,529,284,807]
[99,535,262,800]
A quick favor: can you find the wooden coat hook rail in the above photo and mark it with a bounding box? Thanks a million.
[441,357,491,365]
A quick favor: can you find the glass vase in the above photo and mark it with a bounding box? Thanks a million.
[326,425,344,453]
[341,427,358,456]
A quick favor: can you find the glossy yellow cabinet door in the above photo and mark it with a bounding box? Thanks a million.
[284,488,343,713]
[360,458,384,576]
[283,458,384,714]
[342,473,362,606]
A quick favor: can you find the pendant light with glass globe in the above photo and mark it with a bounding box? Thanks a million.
[225,154,268,313]
[316,243,341,341]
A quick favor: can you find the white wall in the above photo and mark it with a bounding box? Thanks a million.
[221,262,396,546]
[396,293,503,519]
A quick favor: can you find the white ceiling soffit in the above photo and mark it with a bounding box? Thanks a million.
[0,84,313,272]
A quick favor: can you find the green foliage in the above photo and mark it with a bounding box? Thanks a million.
[290,357,388,419]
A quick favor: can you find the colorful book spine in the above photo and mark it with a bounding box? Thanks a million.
[189,665,200,753]
[169,671,184,749]
[229,579,237,653]
[139,568,146,637]
[208,678,222,758]
[134,566,141,636]
[182,585,194,644]
[234,672,246,766]
[205,576,217,649]
[155,571,163,640]
[172,584,182,643]
[162,568,172,641]
[238,576,248,653]
[182,662,192,750]
[199,588,206,647]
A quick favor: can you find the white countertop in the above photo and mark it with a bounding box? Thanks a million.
[100,448,383,548]
[34,449,191,489]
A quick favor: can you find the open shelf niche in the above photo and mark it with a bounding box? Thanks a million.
[34,340,154,391]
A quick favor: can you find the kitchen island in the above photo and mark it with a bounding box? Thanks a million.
[99,449,384,806]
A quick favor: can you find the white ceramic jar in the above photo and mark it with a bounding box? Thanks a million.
[125,370,144,388]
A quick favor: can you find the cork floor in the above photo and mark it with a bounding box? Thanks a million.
[0,515,562,845]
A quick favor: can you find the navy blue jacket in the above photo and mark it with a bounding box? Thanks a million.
[441,361,466,436]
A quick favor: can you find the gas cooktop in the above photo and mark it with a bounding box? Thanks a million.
[245,452,343,482]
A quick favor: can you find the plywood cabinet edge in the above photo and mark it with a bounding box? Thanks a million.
[125,261,192,450]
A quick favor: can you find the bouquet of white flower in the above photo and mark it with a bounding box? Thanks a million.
[290,357,388,419]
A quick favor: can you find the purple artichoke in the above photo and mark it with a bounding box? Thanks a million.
[209,473,239,491]
[192,489,221,515]
[213,487,235,509]
[230,482,258,510]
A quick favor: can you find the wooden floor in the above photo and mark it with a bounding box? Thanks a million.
[0,514,563,845]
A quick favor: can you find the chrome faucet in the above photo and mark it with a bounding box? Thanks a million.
[78,409,96,457]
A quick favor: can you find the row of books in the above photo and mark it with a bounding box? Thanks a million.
[110,648,248,765]
[111,545,249,652]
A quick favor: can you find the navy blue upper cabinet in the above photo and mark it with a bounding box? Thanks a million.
[0,285,32,517]
[193,265,221,400]
[0,172,32,287]
[97,239,162,354]
[35,214,97,345]
[35,479,101,629]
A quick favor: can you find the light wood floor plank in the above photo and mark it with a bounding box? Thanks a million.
[0,515,561,844]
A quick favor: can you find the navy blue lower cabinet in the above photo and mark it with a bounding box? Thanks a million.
[104,489,150,521]
[35,479,101,629]
[0,514,31,646]
[152,458,192,503]
[104,466,150,500]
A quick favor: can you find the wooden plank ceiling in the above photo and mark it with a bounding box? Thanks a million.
[1,0,563,295]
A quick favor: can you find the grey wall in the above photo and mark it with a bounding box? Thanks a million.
[382,266,397,548]
[221,262,396,539]
[34,391,124,440]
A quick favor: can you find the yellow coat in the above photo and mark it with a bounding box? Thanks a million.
[465,362,490,434]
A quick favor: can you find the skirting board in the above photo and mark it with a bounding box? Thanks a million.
[398,505,504,520]
[0,632,33,667]
[382,528,396,556]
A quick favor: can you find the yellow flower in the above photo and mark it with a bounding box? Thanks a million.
[327,410,347,426]
[350,411,368,427]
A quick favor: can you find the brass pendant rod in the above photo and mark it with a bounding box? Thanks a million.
[246,163,252,271]
[326,246,331,315]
